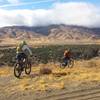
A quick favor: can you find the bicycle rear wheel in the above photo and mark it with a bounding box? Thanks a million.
[68,59,74,68]
[25,62,31,75]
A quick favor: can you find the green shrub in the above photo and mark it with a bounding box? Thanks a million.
[0,44,100,66]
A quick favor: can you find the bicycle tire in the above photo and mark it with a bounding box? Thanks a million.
[68,59,74,68]
[25,62,31,75]
[14,63,22,78]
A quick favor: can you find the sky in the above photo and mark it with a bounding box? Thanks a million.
[0,0,100,27]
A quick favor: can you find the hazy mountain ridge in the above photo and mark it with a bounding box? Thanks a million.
[0,25,100,40]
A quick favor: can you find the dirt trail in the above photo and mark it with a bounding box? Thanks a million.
[36,86,100,100]
[0,58,100,100]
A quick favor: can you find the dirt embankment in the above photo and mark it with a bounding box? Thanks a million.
[0,58,100,100]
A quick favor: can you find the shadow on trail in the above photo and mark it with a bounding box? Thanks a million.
[29,73,40,78]
[19,72,67,79]
[18,73,40,79]
[52,72,67,77]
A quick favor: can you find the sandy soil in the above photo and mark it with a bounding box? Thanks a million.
[0,38,100,47]
[0,57,100,100]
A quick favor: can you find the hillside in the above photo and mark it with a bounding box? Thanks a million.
[0,25,100,45]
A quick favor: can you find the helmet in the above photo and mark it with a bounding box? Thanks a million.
[65,49,68,53]
[65,48,71,52]
[21,40,27,45]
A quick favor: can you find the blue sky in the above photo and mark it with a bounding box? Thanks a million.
[0,0,100,10]
[0,0,100,27]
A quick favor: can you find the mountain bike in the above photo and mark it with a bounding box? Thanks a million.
[14,57,31,78]
[60,57,74,69]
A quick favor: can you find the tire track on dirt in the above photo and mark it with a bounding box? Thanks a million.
[36,86,100,100]
[82,95,100,100]
[55,90,100,100]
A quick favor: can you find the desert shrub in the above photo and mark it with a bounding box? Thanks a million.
[0,48,16,66]
[0,44,100,66]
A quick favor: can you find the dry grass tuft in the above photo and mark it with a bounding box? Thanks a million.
[39,67,52,75]
[53,72,67,77]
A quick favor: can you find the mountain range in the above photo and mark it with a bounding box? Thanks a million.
[0,24,100,41]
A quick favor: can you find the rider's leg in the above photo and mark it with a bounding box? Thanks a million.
[22,53,27,62]
[16,53,21,62]
[19,53,25,70]
[15,53,23,70]
[63,57,68,66]
[21,53,28,67]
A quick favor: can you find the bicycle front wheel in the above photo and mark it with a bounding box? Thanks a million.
[68,59,74,68]
[14,63,22,78]
[25,62,31,75]
[60,62,66,69]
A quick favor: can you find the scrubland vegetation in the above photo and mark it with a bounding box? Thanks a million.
[0,44,100,100]
[0,44,100,66]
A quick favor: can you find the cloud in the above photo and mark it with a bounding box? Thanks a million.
[7,0,20,4]
[0,2,100,27]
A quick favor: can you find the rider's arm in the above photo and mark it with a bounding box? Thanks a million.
[22,45,32,56]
